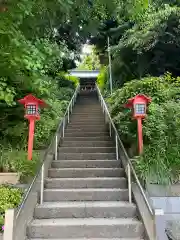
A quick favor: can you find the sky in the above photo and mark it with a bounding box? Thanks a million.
[81,44,93,55]
[75,44,93,66]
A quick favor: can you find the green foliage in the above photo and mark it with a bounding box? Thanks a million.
[135,101,180,184]
[0,146,40,183]
[108,74,180,184]
[78,46,101,70]
[109,75,171,119]
[97,66,108,92]
[34,99,69,149]
[0,186,23,232]
[92,1,180,91]
[56,73,79,89]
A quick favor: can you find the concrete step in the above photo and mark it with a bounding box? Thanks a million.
[28,238,144,240]
[66,126,108,131]
[61,141,114,147]
[70,116,105,120]
[63,136,111,141]
[48,168,124,178]
[69,121,106,125]
[68,123,106,126]
[45,177,127,189]
[51,160,121,168]
[58,147,116,153]
[58,153,116,160]
[72,111,102,114]
[70,116,104,120]
[65,129,109,134]
[69,118,105,121]
[70,118,104,121]
[43,188,129,201]
[27,218,144,238]
[34,201,137,219]
[65,132,109,137]
[71,113,103,116]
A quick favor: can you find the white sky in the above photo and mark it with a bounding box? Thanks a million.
[81,44,93,55]
[75,44,93,66]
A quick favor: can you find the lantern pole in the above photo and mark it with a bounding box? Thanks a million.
[28,119,35,160]
[107,36,113,95]
[137,117,143,155]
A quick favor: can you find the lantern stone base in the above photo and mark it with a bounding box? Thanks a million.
[0,173,19,185]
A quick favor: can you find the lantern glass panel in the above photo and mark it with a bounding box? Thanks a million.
[26,104,37,115]
[134,103,146,115]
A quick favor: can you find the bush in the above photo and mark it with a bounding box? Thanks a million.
[0,147,40,183]
[134,101,180,184]
[34,96,72,149]
[108,75,176,146]
[0,186,23,232]
[108,74,180,184]
[56,73,79,89]
[97,66,108,92]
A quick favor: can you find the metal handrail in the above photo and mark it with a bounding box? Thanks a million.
[16,84,80,219]
[96,84,154,216]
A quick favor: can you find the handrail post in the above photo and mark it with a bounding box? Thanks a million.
[62,118,65,138]
[54,134,58,161]
[109,122,112,137]
[40,163,44,205]
[154,209,168,240]
[68,107,70,123]
[115,134,118,160]
[3,209,15,240]
[127,163,132,203]
[102,103,105,113]
[70,100,72,113]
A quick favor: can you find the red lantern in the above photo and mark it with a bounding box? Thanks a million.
[18,94,47,160]
[125,94,151,154]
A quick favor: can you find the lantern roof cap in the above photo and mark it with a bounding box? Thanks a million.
[128,94,151,104]
[18,94,47,107]
[124,94,151,108]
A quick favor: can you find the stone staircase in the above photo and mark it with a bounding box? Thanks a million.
[27,91,145,240]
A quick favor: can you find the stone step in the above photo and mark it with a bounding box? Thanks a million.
[58,147,116,153]
[72,111,102,114]
[43,188,129,201]
[51,160,121,168]
[27,218,143,238]
[63,136,111,141]
[29,238,144,240]
[72,111,103,114]
[65,132,109,137]
[69,116,104,119]
[61,141,114,147]
[66,126,108,131]
[69,121,106,125]
[70,116,104,119]
[68,123,106,127]
[65,129,108,134]
[34,201,137,219]
[48,168,124,178]
[45,177,127,189]
[58,153,116,160]
[70,115,104,119]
